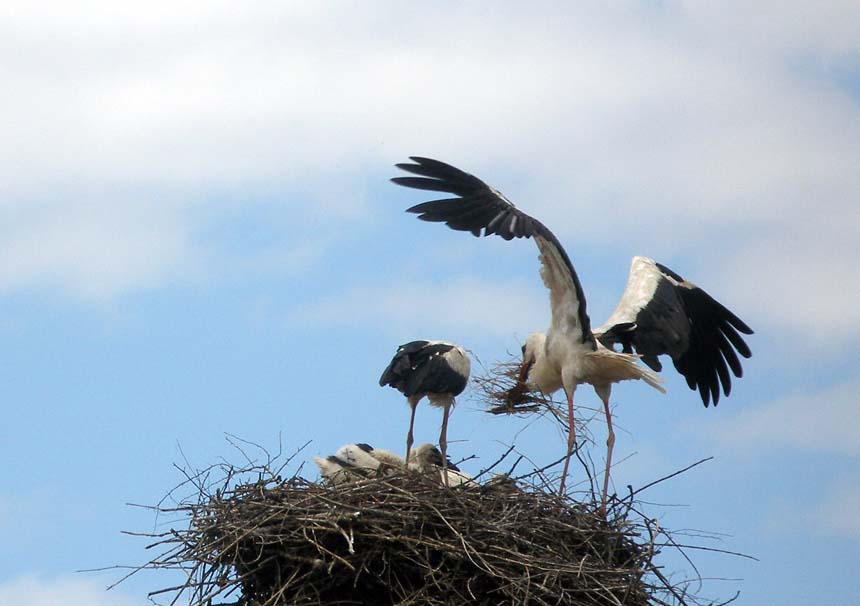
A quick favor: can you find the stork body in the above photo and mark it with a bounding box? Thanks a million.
[336,443,405,472]
[314,442,471,487]
[393,157,753,511]
[314,442,402,485]
[379,340,471,476]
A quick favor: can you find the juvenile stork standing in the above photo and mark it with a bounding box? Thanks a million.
[392,157,753,511]
[379,340,471,475]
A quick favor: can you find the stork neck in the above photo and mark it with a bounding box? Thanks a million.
[527,344,563,394]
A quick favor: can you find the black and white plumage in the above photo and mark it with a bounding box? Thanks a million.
[314,442,472,487]
[409,443,473,487]
[379,340,471,475]
[313,442,403,485]
[595,256,753,407]
[392,157,753,509]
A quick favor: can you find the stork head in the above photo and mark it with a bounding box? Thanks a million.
[409,443,459,473]
[518,332,546,385]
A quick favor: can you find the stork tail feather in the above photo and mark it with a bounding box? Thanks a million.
[587,349,666,394]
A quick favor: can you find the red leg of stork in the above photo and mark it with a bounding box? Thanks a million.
[597,386,615,517]
[558,389,576,496]
[439,402,451,487]
[405,399,418,466]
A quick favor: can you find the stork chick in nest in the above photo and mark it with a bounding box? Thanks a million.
[314,442,472,487]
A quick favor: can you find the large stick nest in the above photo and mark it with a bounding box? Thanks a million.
[204,478,649,606]
[131,440,713,606]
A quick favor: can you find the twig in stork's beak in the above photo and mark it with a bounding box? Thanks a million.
[505,356,534,409]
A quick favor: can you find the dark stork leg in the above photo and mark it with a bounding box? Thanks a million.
[596,385,614,517]
[405,398,419,466]
[558,389,575,496]
[439,402,451,487]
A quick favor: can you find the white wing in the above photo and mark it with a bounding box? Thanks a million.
[535,235,589,338]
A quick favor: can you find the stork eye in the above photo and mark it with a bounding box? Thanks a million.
[521,344,526,355]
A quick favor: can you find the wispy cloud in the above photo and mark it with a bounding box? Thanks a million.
[0,1,857,346]
[0,574,134,606]
[763,473,860,538]
[289,277,548,341]
[715,218,860,350]
[703,380,860,456]
[0,198,199,300]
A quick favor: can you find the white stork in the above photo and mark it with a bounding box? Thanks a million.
[392,157,753,511]
[313,442,403,484]
[379,340,471,477]
[314,442,472,487]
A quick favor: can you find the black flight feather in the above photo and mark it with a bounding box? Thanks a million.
[393,156,595,345]
[599,260,753,407]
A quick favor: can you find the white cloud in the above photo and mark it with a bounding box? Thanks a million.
[0,198,199,300]
[289,277,548,341]
[0,0,856,339]
[714,216,860,349]
[764,474,860,538]
[704,380,860,456]
[0,574,135,606]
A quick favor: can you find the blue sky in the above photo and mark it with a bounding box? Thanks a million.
[1,2,858,604]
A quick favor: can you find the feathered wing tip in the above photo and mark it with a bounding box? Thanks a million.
[392,156,490,199]
[669,278,753,407]
[638,364,666,394]
[392,156,539,242]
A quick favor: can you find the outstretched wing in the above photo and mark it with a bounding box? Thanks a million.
[393,156,594,346]
[595,257,753,406]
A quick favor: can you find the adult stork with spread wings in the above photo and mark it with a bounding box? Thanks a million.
[392,157,753,511]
